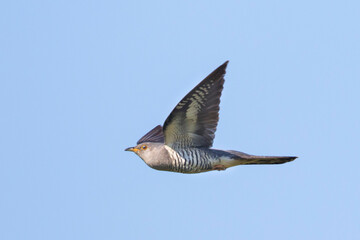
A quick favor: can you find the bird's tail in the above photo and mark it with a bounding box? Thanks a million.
[226,150,297,165]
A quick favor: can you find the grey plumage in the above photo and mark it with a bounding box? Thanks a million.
[125,61,297,174]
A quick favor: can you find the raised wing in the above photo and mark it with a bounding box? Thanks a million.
[137,125,164,144]
[163,61,228,148]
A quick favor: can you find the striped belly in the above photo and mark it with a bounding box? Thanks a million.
[164,146,214,173]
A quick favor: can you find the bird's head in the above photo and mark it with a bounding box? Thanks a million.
[125,142,164,163]
[125,125,165,161]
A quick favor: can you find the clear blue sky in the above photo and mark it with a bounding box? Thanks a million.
[1,1,359,239]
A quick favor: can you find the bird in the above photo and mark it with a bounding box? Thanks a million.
[125,61,297,174]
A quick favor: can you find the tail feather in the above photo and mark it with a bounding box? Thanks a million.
[226,150,297,165]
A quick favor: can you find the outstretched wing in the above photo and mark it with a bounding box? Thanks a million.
[163,61,228,148]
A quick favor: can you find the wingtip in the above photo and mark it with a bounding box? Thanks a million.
[222,60,229,68]
[214,60,229,75]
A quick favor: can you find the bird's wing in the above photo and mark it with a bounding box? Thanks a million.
[163,61,228,148]
[137,125,164,144]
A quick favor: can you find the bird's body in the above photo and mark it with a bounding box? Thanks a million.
[125,61,297,174]
[132,142,295,173]
[154,146,224,173]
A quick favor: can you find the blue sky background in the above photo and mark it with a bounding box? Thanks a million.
[1,1,360,239]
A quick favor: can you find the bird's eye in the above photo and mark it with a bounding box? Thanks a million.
[141,145,147,150]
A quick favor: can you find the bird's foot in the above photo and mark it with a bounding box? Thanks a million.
[213,165,226,171]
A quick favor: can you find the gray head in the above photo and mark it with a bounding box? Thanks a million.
[125,142,164,162]
[125,142,170,171]
[125,125,169,170]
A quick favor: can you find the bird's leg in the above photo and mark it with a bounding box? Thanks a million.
[212,165,226,171]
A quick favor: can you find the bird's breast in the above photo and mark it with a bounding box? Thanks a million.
[163,146,215,173]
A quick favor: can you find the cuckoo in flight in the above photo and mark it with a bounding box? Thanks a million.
[125,61,297,173]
